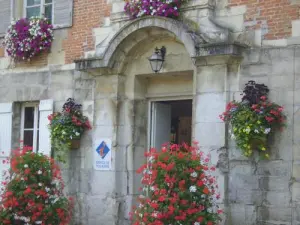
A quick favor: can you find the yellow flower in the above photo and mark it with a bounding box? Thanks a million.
[261,147,266,151]
[257,121,261,124]
[265,153,269,158]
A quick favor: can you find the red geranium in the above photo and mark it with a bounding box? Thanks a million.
[130,143,222,225]
[0,145,73,224]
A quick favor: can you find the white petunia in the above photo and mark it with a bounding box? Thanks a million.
[37,170,42,175]
[190,172,198,178]
[189,185,197,192]
[24,164,28,168]
[264,128,271,134]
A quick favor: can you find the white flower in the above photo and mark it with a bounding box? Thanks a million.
[37,170,42,175]
[194,222,200,225]
[45,187,50,192]
[245,127,251,133]
[75,132,80,136]
[189,185,197,192]
[24,164,28,168]
[190,172,198,178]
[254,129,259,133]
[148,156,154,162]
[264,128,271,134]
[38,183,42,186]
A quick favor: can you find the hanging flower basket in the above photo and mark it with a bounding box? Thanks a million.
[220,81,286,159]
[48,98,92,162]
[4,17,54,61]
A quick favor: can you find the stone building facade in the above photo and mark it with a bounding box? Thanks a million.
[0,0,300,225]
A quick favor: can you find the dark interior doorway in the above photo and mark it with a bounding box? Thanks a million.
[150,99,192,150]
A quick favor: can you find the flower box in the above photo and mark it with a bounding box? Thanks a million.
[4,17,54,61]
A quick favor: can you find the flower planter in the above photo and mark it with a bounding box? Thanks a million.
[220,81,286,159]
[4,17,54,61]
[71,139,81,149]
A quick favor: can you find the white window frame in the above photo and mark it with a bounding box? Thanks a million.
[23,0,54,22]
[20,102,40,152]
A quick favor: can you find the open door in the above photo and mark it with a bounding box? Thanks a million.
[150,102,171,150]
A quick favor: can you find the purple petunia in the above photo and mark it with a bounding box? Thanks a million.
[4,17,54,61]
[124,0,185,19]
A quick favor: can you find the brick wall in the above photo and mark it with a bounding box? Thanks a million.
[228,0,300,39]
[63,0,111,64]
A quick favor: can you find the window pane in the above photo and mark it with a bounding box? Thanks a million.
[24,130,34,147]
[36,131,39,153]
[45,0,52,3]
[24,107,34,129]
[26,7,41,18]
[27,0,41,6]
[37,110,40,129]
[44,5,52,23]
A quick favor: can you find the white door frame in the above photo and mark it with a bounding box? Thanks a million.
[147,96,193,152]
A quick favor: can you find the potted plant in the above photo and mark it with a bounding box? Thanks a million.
[220,81,286,159]
[3,16,54,61]
[130,142,223,225]
[48,98,92,162]
[0,145,73,224]
[124,0,188,19]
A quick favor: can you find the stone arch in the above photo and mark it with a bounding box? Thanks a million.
[93,16,206,70]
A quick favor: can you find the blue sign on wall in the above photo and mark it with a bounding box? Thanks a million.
[94,139,112,171]
[96,141,110,159]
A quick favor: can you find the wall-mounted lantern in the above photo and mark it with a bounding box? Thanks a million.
[148,46,166,73]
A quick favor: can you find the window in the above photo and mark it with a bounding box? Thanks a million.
[25,0,53,23]
[20,103,40,152]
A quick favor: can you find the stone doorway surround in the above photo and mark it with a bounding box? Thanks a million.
[74,10,246,224]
